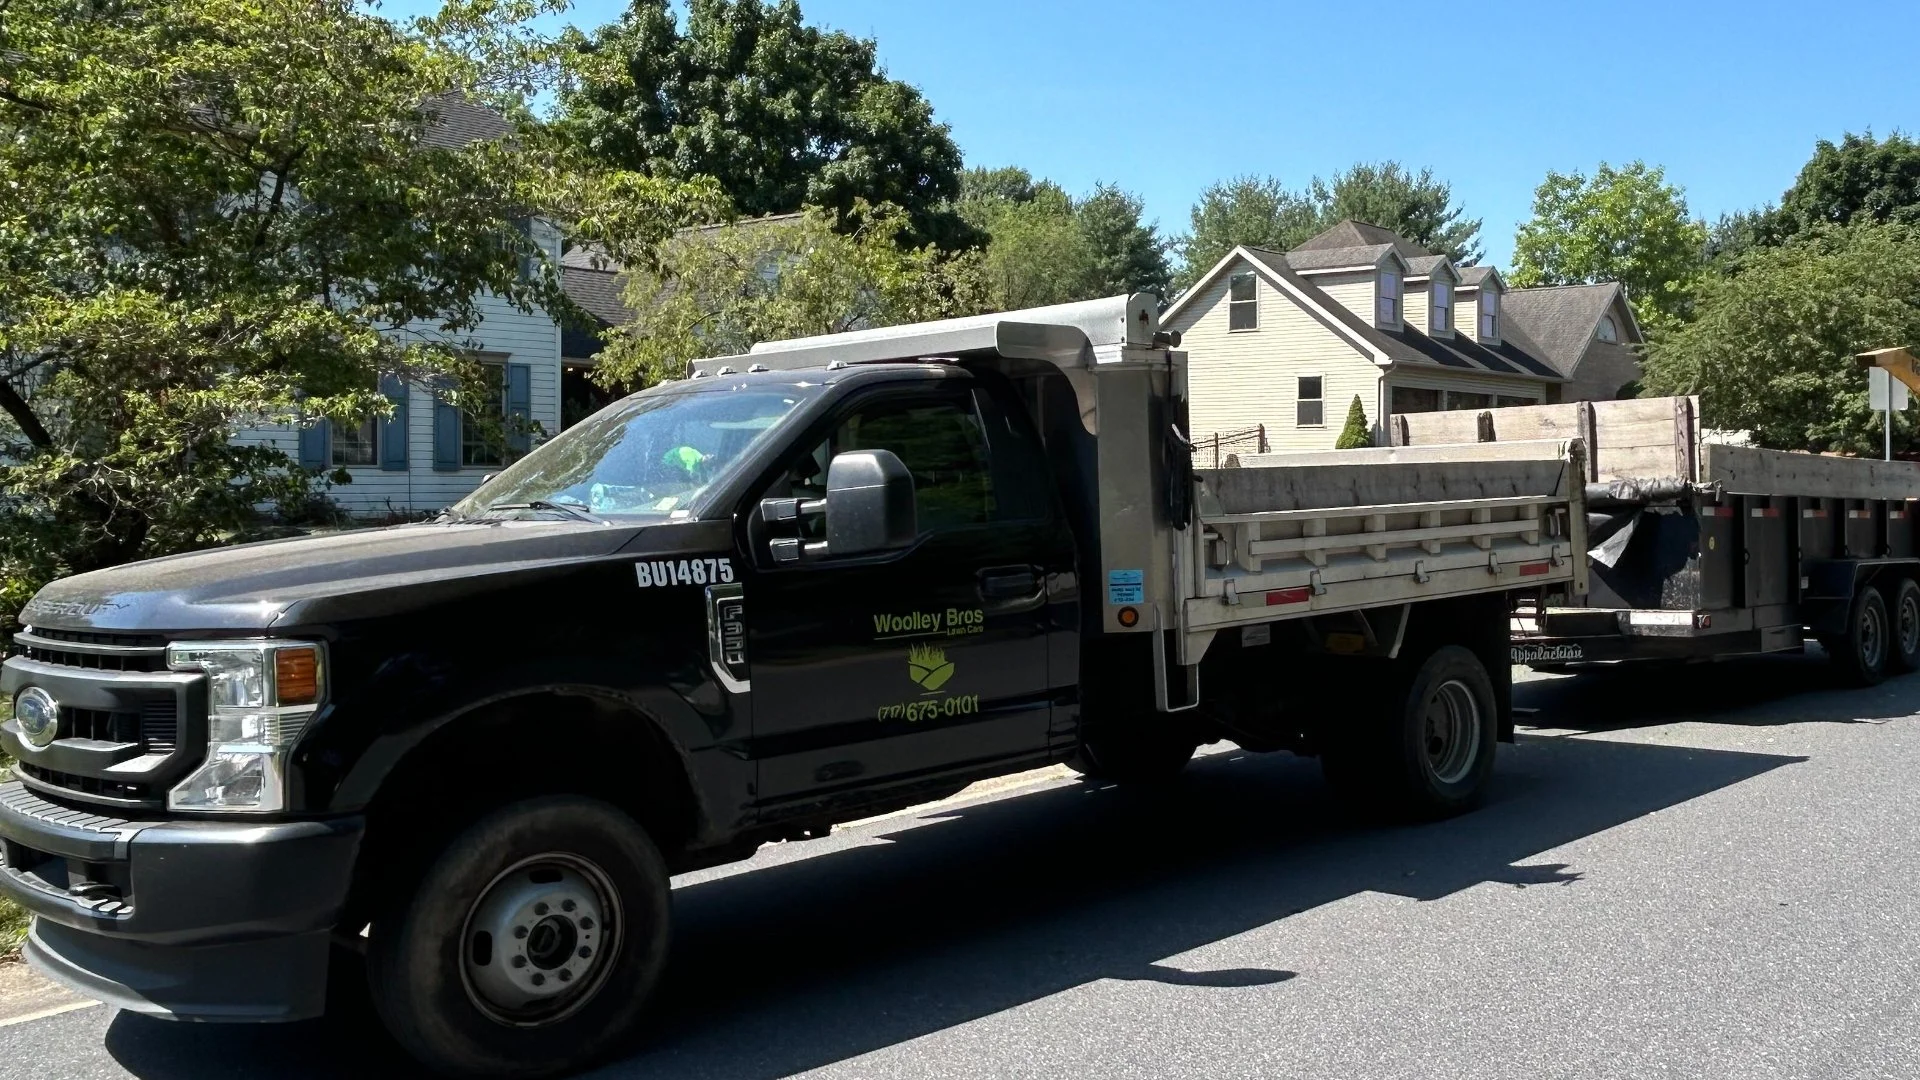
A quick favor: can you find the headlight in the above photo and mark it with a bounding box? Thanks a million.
[165,640,326,812]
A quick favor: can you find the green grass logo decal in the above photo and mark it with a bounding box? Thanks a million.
[907,642,955,693]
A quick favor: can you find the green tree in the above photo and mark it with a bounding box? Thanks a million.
[956,169,1168,308]
[1175,175,1322,289]
[0,0,717,629]
[1510,161,1708,334]
[1334,395,1372,449]
[595,203,988,389]
[559,0,967,247]
[1074,183,1173,299]
[1775,131,1920,241]
[1312,161,1482,264]
[1642,223,1920,454]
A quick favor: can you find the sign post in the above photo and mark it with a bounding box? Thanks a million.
[1869,367,1909,461]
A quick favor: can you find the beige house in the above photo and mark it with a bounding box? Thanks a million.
[1164,220,1644,453]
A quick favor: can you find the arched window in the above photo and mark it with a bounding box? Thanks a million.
[1597,315,1618,343]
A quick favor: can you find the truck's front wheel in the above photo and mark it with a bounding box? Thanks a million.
[1321,645,1497,819]
[367,795,671,1079]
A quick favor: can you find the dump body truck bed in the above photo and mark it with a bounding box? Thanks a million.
[1172,440,1586,663]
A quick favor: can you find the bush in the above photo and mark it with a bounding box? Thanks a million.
[1335,394,1372,449]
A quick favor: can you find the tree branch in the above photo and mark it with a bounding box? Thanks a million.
[0,377,54,450]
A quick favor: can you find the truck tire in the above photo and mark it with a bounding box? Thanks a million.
[1068,714,1198,786]
[1320,645,1498,820]
[1891,578,1920,674]
[1825,584,1890,687]
[366,795,671,1079]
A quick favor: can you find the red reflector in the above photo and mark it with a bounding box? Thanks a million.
[1703,506,1733,517]
[1518,561,1552,576]
[1849,511,1872,519]
[1804,510,1827,518]
[1751,508,1779,518]
[1265,587,1312,606]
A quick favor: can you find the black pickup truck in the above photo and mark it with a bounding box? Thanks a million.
[0,295,1579,1077]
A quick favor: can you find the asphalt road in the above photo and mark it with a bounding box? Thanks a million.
[5,656,1920,1079]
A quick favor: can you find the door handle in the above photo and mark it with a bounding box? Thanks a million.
[978,565,1040,601]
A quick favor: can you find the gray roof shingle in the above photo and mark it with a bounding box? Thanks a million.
[1279,243,1396,272]
[1500,283,1626,377]
[419,93,514,149]
[560,266,632,360]
[1293,219,1433,260]
[1457,265,1496,286]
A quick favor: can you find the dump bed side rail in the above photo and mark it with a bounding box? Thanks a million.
[1176,440,1587,662]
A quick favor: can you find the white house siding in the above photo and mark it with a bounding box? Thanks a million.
[1311,270,1379,328]
[1455,289,1480,343]
[1403,286,1429,335]
[236,221,565,515]
[1168,258,1384,453]
[1388,369,1547,410]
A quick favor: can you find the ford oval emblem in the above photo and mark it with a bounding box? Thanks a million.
[14,687,60,750]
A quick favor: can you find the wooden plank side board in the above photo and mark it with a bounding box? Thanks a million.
[1392,394,1703,482]
[1702,443,1920,500]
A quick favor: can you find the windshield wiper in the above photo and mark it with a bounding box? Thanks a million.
[473,499,605,524]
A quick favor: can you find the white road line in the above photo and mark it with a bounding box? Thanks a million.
[0,1000,99,1028]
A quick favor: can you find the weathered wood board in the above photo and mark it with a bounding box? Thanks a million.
[1701,443,1920,501]
[1204,441,1572,514]
[1391,396,1699,482]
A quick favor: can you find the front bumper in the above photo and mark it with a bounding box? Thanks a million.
[0,782,363,1021]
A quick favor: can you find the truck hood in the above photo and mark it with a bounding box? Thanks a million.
[19,519,723,633]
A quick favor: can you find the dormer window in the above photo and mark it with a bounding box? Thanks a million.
[1229,271,1258,330]
[1479,287,1499,339]
[1597,315,1618,342]
[1432,280,1452,334]
[1377,270,1400,326]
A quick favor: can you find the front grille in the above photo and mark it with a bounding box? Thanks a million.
[16,764,157,804]
[17,628,168,673]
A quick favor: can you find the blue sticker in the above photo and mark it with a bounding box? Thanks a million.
[1107,568,1144,605]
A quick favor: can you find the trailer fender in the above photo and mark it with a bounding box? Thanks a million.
[1801,559,1920,637]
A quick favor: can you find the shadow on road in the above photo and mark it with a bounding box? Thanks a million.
[1516,652,1920,732]
[101,732,1802,1079]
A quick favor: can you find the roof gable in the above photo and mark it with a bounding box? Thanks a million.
[1295,219,1432,260]
[1278,243,1401,273]
[1499,283,1637,376]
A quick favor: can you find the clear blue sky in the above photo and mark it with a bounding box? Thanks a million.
[385,0,1914,268]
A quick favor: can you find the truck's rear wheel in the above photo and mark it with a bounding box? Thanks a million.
[1825,584,1890,686]
[1890,578,1920,673]
[1068,714,1197,786]
[366,795,670,1079]
[1321,645,1497,820]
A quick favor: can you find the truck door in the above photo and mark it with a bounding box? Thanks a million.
[741,380,1071,807]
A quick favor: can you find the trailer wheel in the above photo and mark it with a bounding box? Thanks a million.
[1891,578,1920,674]
[1321,645,1497,820]
[1068,714,1197,786]
[366,795,671,1079]
[1826,585,1890,687]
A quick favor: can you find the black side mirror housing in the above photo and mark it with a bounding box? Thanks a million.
[824,449,917,556]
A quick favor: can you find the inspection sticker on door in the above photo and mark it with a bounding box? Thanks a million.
[1107,568,1144,605]
[636,557,734,588]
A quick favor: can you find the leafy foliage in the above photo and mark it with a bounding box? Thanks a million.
[1643,224,1920,453]
[1775,131,1920,240]
[1334,395,1372,449]
[955,168,1169,309]
[593,203,988,390]
[1311,162,1483,265]
[1510,162,1708,334]
[558,0,968,248]
[1175,163,1481,289]
[0,0,717,632]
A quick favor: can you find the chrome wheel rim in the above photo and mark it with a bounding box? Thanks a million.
[1861,600,1887,671]
[1422,678,1481,785]
[460,853,620,1027]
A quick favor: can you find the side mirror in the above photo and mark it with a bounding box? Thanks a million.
[824,449,917,556]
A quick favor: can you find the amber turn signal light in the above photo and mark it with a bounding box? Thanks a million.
[1117,606,1140,627]
[274,646,321,706]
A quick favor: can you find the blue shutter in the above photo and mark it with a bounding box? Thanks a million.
[506,363,533,457]
[297,414,330,470]
[432,383,461,472]
[379,375,408,472]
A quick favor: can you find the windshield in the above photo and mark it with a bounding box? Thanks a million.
[451,386,810,519]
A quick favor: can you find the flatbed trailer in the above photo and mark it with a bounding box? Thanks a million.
[1393,397,1920,682]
